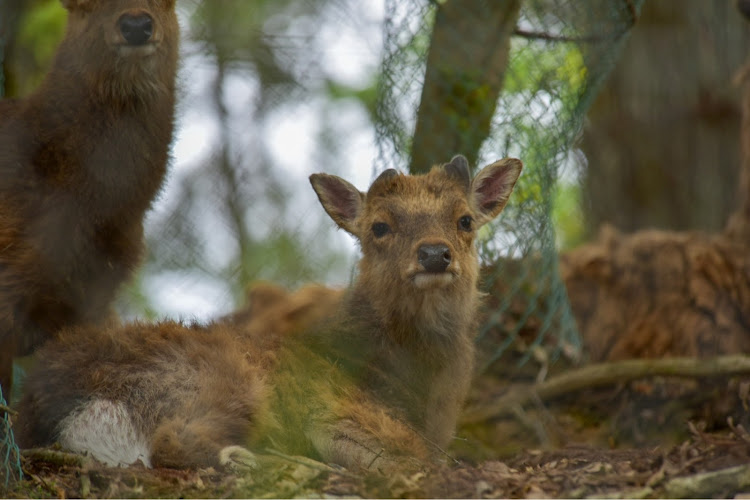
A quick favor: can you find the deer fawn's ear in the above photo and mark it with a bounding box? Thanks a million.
[471,158,523,226]
[444,155,471,192]
[310,173,364,236]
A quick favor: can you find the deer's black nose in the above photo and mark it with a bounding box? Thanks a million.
[418,244,451,273]
[119,13,154,46]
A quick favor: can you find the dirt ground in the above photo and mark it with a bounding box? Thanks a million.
[4,424,750,498]
[5,360,750,499]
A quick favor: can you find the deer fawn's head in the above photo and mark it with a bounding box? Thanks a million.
[310,156,522,343]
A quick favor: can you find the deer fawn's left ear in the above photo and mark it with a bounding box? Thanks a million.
[310,173,364,236]
[471,158,523,226]
[443,155,471,192]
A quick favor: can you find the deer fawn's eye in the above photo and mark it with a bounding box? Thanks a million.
[458,215,473,232]
[372,222,391,238]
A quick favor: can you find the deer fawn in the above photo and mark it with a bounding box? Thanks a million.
[0,0,179,400]
[17,156,522,472]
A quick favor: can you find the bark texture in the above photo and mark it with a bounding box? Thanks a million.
[581,0,750,234]
[409,0,521,173]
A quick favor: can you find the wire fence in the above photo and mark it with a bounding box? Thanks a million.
[1,387,22,490]
[1,22,23,489]
[374,0,643,368]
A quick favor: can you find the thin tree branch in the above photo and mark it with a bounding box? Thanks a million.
[462,355,750,425]
[663,463,750,498]
[263,448,359,478]
[21,448,90,468]
[512,28,627,44]
[0,403,18,416]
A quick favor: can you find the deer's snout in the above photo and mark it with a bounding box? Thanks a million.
[119,12,154,46]
[418,244,452,273]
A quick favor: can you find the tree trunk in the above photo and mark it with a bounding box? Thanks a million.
[725,64,750,243]
[409,0,521,173]
[581,0,750,234]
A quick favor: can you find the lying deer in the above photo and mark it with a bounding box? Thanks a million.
[17,155,522,472]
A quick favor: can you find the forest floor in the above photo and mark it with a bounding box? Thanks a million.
[5,354,750,499]
[4,427,750,498]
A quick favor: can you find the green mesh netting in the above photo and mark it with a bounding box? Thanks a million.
[374,0,643,369]
[1,387,22,489]
[1,36,24,489]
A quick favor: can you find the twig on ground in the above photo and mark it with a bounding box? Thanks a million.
[262,448,358,478]
[21,448,90,468]
[0,404,18,416]
[463,355,750,424]
[663,463,750,498]
[728,417,750,444]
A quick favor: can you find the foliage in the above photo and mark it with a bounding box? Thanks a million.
[553,180,585,250]
[7,0,66,95]
[18,1,65,68]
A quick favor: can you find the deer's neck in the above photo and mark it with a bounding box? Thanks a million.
[330,285,477,444]
[24,69,175,221]
[347,281,479,360]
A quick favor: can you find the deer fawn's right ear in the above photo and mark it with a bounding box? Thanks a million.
[310,174,364,236]
[471,158,523,226]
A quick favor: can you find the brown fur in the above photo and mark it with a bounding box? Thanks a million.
[17,156,522,472]
[0,0,179,399]
[227,282,346,344]
[17,321,271,469]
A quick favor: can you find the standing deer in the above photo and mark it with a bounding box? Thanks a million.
[0,0,179,400]
[17,155,522,472]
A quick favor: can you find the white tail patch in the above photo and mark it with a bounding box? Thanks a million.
[58,399,151,468]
